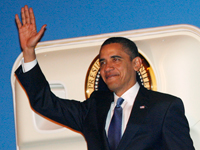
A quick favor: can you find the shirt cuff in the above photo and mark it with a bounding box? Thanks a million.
[21,58,37,73]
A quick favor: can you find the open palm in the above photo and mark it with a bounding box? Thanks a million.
[15,5,46,62]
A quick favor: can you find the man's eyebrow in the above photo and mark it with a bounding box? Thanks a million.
[111,55,122,59]
[99,55,122,62]
[99,58,105,62]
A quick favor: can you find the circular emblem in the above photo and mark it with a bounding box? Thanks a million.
[85,54,157,99]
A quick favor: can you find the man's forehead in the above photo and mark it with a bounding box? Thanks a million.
[99,47,126,58]
[99,50,120,59]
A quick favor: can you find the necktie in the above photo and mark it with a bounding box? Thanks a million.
[108,97,124,150]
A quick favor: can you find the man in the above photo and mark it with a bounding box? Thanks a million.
[15,5,194,150]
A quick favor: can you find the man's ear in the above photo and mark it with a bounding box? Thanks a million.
[132,57,142,71]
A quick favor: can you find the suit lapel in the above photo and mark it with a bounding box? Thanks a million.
[117,86,150,149]
[96,91,113,150]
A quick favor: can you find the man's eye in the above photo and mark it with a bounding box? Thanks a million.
[113,58,120,61]
[100,61,106,66]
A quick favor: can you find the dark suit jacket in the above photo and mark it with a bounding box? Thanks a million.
[15,64,194,150]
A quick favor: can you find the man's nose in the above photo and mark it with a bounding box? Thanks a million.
[104,62,114,72]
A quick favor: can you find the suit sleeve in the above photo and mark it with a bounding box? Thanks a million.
[15,63,90,132]
[162,98,195,150]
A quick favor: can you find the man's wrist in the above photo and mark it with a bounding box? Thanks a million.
[21,58,37,73]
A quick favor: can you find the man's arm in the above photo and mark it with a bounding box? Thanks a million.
[15,6,89,132]
[15,5,46,63]
[21,58,37,72]
[162,98,195,149]
[15,63,88,132]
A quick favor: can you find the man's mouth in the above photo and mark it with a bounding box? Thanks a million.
[105,74,118,79]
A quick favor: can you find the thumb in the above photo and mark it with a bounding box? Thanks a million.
[35,24,47,41]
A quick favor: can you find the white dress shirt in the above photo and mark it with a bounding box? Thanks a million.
[22,59,140,137]
[105,82,140,136]
[21,58,37,73]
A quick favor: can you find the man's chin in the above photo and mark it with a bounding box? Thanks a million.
[106,83,118,92]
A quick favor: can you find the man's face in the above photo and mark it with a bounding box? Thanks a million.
[99,43,140,96]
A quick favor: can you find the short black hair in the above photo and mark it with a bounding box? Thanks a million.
[101,37,139,60]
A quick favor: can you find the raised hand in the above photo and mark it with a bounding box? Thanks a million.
[15,5,47,62]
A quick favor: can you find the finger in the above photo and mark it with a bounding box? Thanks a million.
[38,24,47,37]
[15,14,22,29]
[21,7,26,25]
[29,8,36,26]
[35,24,47,41]
[24,5,30,24]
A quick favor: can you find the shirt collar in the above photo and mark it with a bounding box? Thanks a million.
[113,82,140,107]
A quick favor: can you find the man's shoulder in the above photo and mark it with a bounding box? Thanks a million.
[139,86,181,102]
[138,86,185,112]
